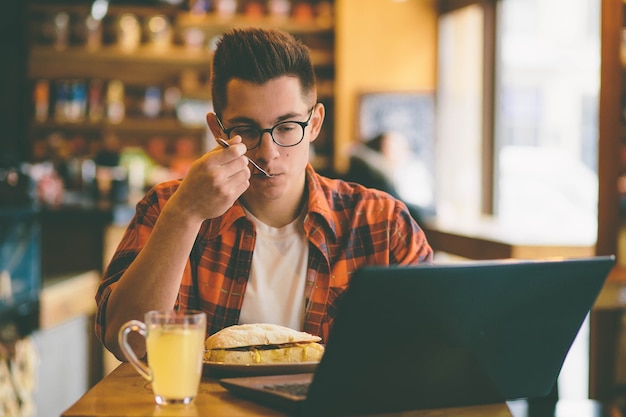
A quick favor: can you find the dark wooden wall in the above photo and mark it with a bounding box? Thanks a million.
[0,1,29,166]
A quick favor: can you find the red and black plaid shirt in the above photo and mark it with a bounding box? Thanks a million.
[95,164,433,343]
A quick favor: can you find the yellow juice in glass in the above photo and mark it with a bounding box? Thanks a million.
[147,325,205,401]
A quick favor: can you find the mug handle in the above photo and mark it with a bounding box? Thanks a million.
[118,319,152,382]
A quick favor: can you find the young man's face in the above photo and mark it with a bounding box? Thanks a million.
[216,76,323,205]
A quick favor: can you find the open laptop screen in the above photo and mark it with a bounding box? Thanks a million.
[301,257,614,416]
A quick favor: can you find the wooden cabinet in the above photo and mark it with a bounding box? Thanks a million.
[598,0,624,274]
[591,0,626,403]
[25,1,335,173]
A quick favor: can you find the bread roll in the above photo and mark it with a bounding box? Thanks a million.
[204,323,325,364]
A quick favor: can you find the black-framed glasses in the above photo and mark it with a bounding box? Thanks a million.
[216,107,315,150]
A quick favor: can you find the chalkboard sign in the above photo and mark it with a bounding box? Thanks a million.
[357,91,435,167]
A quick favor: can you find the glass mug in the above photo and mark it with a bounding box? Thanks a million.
[118,310,206,405]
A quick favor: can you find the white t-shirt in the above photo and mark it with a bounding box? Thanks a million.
[238,208,309,330]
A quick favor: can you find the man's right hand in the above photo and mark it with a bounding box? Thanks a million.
[166,136,251,223]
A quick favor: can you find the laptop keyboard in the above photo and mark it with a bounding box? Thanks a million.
[263,382,311,398]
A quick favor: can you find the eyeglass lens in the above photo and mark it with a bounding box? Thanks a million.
[229,122,305,149]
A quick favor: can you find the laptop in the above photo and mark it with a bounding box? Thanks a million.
[219,256,615,417]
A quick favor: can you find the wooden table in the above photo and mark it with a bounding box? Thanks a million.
[62,363,514,417]
[422,216,595,260]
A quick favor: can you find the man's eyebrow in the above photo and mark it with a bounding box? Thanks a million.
[226,111,303,126]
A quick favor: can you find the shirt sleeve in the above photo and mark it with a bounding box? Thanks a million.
[389,199,433,265]
[93,185,167,344]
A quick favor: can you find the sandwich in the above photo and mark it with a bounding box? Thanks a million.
[204,323,325,364]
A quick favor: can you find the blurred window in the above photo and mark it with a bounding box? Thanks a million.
[436,0,599,244]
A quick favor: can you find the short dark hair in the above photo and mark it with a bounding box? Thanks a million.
[210,27,317,115]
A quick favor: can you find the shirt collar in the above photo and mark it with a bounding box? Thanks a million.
[303,164,339,241]
[203,164,338,241]
[204,200,249,239]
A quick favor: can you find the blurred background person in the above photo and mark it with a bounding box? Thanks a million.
[344,130,435,224]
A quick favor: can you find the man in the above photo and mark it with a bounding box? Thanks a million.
[96,28,433,360]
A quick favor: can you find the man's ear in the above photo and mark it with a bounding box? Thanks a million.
[308,103,325,144]
[206,113,224,140]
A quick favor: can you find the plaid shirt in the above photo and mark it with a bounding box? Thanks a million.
[95,164,432,343]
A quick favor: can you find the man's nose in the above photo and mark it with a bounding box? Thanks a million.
[255,131,280,159]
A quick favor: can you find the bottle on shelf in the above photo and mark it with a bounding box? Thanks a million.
[143,86,162,118]
[33,79,49,123]
[53,12,70,51]
[85,14,103,51]
[106,80,126,124]
[146,14,173,52]
[88,79,105,123]
[268,0,291,20]
[54,80,71,123]
[117,14,141,53]
[214,0,237,18]
[68,81,87,123]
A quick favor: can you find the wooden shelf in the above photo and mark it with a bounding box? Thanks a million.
[25,1,336,169]
[28,3,335,34]
[29,46,211,84]
[29,45,332,84]
[28,3,182,17]
[30,118,206,137]
[175,12,333,35]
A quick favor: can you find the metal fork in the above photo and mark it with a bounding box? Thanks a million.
[216,138,273,177]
